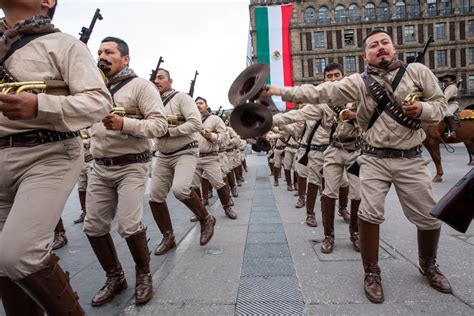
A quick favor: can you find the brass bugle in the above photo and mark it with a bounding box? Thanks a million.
[110,106,144,119]
[167,114,186,128]
[0,80,68,95]
[404,91,423,104]
[336,107,357,123]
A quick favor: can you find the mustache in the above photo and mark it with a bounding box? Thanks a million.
[376,50,389,57]
[97,59,112,66]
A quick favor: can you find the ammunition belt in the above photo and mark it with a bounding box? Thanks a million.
[286,144,299,149]
[300,144,329,151]
[160,142,198,156]
[95,151,151,166]
[362,144,422,159]
[0,130,80,149]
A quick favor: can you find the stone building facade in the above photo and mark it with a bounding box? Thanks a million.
[249,0,474,107]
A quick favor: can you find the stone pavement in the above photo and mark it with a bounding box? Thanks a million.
[1,145,473,315]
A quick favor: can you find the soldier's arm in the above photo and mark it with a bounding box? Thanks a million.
[37,39,112,132]
[168,93,202,137]
[444,84,458,101]
[209,117,226,143]
[273,105,324,127]
[416,65,448,125]
[121,79,168,138]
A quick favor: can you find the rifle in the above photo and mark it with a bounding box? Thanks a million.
[149,56,164,82]
[188,70,199,97]
[411,35,434,64]
[79,8,103,45]
[214,105,223,116]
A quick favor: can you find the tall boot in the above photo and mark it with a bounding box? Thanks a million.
[321,196,336,254]
[349,199,361,252]
[284,169,294,191]
[445,116,457,139]
[16,254,85,315]
[237,164,245,182]
[0,276,43,315]
[217,185,237,219]
[273,167,280,186]
[74,190,87,224]
[295,176,306,208]
[52,218,68,250]
[305,183,318,227]
[149,201,176,255]
[243,159,248,172]
[86,234,127,306]
[227,172,239,197]
[269,162,274,176]
[234,168,242,186]
[417,228,452,293]
[359,219,384,303]
[338,186,350,222]
[125,230,153,304]
[293,171,298,191]
[201,179,210,206]
[181,190,216,246]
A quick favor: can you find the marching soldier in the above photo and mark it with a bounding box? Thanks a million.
[149,68,216,256]
[0,1,111,314]
[263,29,452,303]
[283,132,299,191]
[83,37,167,306]
[439,74,459,139]
[74,128,93,224]
[270,131,286,186]
[192,97,237,219]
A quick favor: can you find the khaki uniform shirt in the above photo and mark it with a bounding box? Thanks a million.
[0,32,111,137]
[90,78,167,158]
[157,91,201,154]
[333,104,361,140]
[282,63,447,150]
[198,114,226,154]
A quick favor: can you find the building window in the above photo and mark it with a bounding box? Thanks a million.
[405,52,417,63]
[469,48,474,64]
[437,50,447,67]
[315,58,326,74]
[427,0,437,16]
[469,75,474,91]
[404,25,415,41]
[379,1,390,20]
[344,29,355,46]
[348,4,360,22]
[365,2,376,21]
[314,31,325,48]
[460,0,470,14]
[407,0,421,18]
[345,56,356,73]
[304,7,317,24]
[395,0,406,19]
[335,5,346,23]
[436,23,447,40]
[439,0,452,16]
[319,6,331,25]
[469,20,474,36]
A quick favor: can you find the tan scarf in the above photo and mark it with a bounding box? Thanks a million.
[365,58,403,103]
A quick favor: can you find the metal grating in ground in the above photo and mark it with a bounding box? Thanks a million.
[235,166,304,315]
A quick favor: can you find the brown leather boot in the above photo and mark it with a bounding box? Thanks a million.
[305,183,318,227]
[217,185,237,219]
[445,116,457,139]
[149,201,176,255]
[295,176,307,208]
[243,159,248,172]
[349,199,361,252]
[74,190,87,224]
[0,276,43,315]
[202,178,210,200]
[321,196,336,254]
[52,218,68,250]
[417,228,452,293]
[235,168,242,186]
[126,230,154,304]
[338,186,350,222]
[16,254,85,315]
[284,169,293,191]
[227,172,238,197]
[87,234,127,306]
[293,171,298,191]
[273,167,280,186]
[181,190,216,246]
[359,219,384,303]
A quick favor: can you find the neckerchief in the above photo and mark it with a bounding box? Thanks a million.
[0,15,60,61]
[161,88,177,99]
[106,66,138,89]
[365,58,403,103]
[201,113,210,124]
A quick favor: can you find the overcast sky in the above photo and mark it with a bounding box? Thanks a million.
[48,0,250,110]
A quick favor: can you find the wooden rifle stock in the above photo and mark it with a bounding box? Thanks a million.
[430,168,474,233]
[79,8,103,45]
[149,56,164,82]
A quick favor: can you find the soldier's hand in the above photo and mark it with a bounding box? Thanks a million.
[402,100,422,118]
[202,132,213,140]
[260,85,281,97]
[102,114,124,130]
[341,110,357,121]
[0,92,38,120]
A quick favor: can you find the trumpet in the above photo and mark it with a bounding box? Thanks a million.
[0,80,69,94]
[167,114,186,128]
[335,107,357,123]
[404,91,423,104]
[110,106,144,119]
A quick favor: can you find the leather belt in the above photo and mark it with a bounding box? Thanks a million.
[160,142,198,156]
[362,144,422,159]
[199,151,218,158]
[333,137,357,143]
[286,144,299,149]
[275,146,285,150]
[95,151,151,166]
[0,130,80,150]
[226,149,234,152]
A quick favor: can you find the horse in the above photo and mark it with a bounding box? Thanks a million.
[423,110,474,182]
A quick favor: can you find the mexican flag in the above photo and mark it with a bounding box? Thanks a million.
[255,4,294,111]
